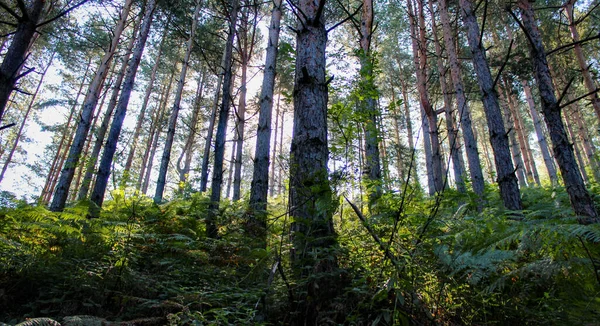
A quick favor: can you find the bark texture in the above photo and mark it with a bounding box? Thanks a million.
[460,0,522,211]
[518,0,597,218]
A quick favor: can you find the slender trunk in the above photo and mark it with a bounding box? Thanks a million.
[154,1,201,202]
[177,70,206,192]
[564,0,600,123]
[429,0,465,193]
[78,27,138,200]
[421,109,435,195]
[522,79,558,185]
[400,80,415,153]
[123,24,167,184]
[90,0,157,210]
[569,95,600,183]
[277,109,284,195]
[232,61,247,201]
[439,0,485,200]
[207,0,240,237]
[499,81,528,187]
[269,92,281,197]
[390,85,404,183]
[0,0,45,121]
[460,0,522,210]
[50,0,133,211]
[248,0,282,220]
[508,89,539,185]
[0,50,54,183]
[518,0,597,218]
[564,110,589,183]
[200,47,227,193]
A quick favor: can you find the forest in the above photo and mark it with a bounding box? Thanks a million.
[1,0,600,324]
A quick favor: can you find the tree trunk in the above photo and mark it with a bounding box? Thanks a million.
[460,0,522,211]
[154,0,201,203]
[248,0,282,227]
[429,0,466,193]
[90,0,156,210]
[564,109,589,183]
[518,0,597,218]
[177,70,206,193]
[0,0,45,122]
[439,0,485,201]
[50,0,133,211]
[40,58,93,204]
[269,92,281,197]
[289,0,338,322]
[207,0,240,237]
[522,79,558,185]
[78,26,138,200]
[200,46,227,193]
[411,0,444,194]
[123,24,167,186]
[0,50,54,183]
[498,81,528,187]
[359,0,383,204]
[564,0,600,123]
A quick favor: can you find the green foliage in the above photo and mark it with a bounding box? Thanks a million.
[1,184,599,324]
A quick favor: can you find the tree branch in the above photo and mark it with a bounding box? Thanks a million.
[547,32,600,56]
[15,0,27,19]
[479,0,488,47]
[507,7,536,49]
[334,0,361,33]
[559,87,600,109]
[0,123,16,131]
[315,0,326,23]
[0,0,22,21]
[326,3,362,33]
[493,39,514,89]
[557,76,574,107]
[37,0,91,28]
[285,0,308,30]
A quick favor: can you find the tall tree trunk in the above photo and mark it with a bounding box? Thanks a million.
[459,0,522,211]
[232,2,259,201]
[359,0,383,204]
[564,0,600,123]
[564,109,589,183]
[200,47,227,192]
[248,0,282,227]
[568,94,600,183]
[410,0,444,194]
[289,0,338,322]
[522,79,558,185]
[50,0,133,211]
[154,0,201,203]
[78,25,138,200]
[277,109,284,195]
[207,0,240,237]
[0,50,54,183]
[177,70,206,192]
[139,70,175,192]
[389,85,404,183]
[429,0,466,193]
[439,0,485,201]
[269,92,281,197]
[123,24,167,185]
[90,0,156,210]
[421,108,435,195]
[498,81,528,187]
[40,58,93,204]
[517,0,597,218]
[0,0,45,122]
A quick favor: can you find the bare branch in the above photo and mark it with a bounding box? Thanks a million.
[559,87,600,109]
[334,0,361,33]
[0,0,22,21]
[507,7,536,49]
[479,0,488,47]
[547,32,600,56]
[315,0,326,23]
[15,0,27,18]
[493,39,514,89]
[574,1,600,25]
[0,123,16,131]
[285,0,308,29]
[326,3,362,33]
[557,76,574,106]
[38,0,91,28]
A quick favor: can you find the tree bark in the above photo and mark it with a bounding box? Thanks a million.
[50,0,133,211]
[0,49,54,183]
[564,0,600,123]
[207,0,240,237]
[522,79,558,185]
[439,0,485,201]
[0,0,45,122]
[90,0,156,210]
[123,24,167,185]
[498,81,528,188]
[518,0,597,218]
[154,0,201,203]
[460,0,522,211]
[78,25,138,200]
[248,0,282,234]
[429,0,466,193]
[289,0,338,322]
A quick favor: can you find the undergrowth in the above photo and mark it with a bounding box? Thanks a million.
[0,185,599,325]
